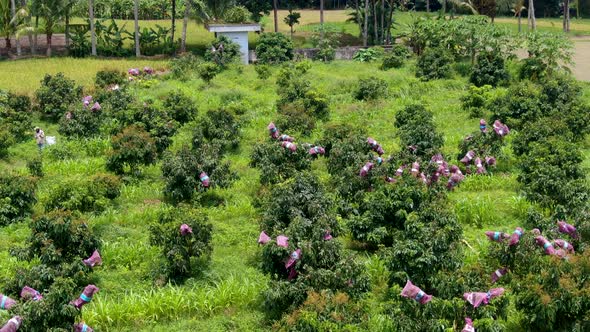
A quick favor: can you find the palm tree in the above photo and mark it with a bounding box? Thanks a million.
[273,0,278,32]
[512,0,525,32]
[1,0,13,52]
[36,0,66,56]
[20,0,32,54]
[563,0,570,32]
[171,0,176,53]
[89,0,96,55]
[133,0,140,56]
[320,0,324,38]
[10,0,20,55]
[180,1,190,52]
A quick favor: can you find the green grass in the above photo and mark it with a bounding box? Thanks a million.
[0,56,589,330]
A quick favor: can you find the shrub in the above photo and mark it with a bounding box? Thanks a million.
[204,35,241,67]
[470,52,509,87]
[255,64,272,80]
[255,33,294,64]
[276,104,316,136]
[106,125,158,175]
[35,73,83,121]
[58,107,104,138]
[276,67,329,121]
[460,85,493,118]
[170,53,200,81]
[43,173,121,213]
[314,38,337,62]
[150,205,213,282]
[0,91,33,142]
[95,86,134,115]
[493,81,542,129]
[0,173,37,226]
[540,74,582,112]
[223,5,252,23]
[353,47,383,62]
[416,47,453,81]
[192,109,241,155]
[395,104,443,160]
[0,127,13,157]
[250,141,312,185]
[512,117,572,157]
[163,91,197,125]
[381,54,404,70]
[7,92,32,113]
[95,69,126,88]
[354,77,388,100]
[197,62,219,83]
[27,156,44,177]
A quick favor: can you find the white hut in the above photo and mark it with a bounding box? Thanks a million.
[206,24,261,64]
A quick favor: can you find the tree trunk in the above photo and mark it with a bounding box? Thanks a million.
[134,0,140,56]
[426,0,430,12]
[180,3,189,53]
[363,0,368,46]
[563,0,570,32]
[320,0,324,39]
[373,0,378,44]
[380,0,384,44]
[33,15,38,55]
[5,37,11,52]
[21,0,32,55]
[90,0,97,56]
[273,0,278,32]
[171,0,176,54]
[11,0,20,56]
[518,11,522,33]
[46,32,52,57]
[65,10,70,50]
[528,0,536,30]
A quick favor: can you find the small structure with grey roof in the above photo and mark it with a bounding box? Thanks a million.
[206,24,261,64]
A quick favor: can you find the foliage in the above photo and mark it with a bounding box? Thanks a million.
[106,125,158,175]
[310,28,340,62]
[276,65,329,123]
[255,33,294,64]
[354,77,388,101]
[150,205,213,283]
[460,84,494,118]
[204,35,241,68]
[255,64,272,80]
[95,19,129,57]
[512,117,572,157]
[34,73,83,121]
[492,80,543,129]
[276,104,316,136]
[222,5,252,23]
[192,109,241,155]
[395,104,443,160]
[58,107,104,138]
[0,91,32,142]
[43,173,121,213]
[523,31,574,77]
[163,91,197,125]
[170,53,200,81]
[470,52,509,87]
[68,28,91,58]
[353,47,383,62]
[95,69,126,88]
[249,141,312,185]
[457,129,506,163]
[197,62,220,83]
[129,24,175,55]
[0,173,37,226]
[283,9,301,35]
[416,47,453,81]
[381,54,404,70]
[0,127,13,157]
[27,156,44,178]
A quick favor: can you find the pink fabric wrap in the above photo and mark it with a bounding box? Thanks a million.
[281,141,297,152]
[71,285,99,310]
[323,231,333,241]
[278,134,294,142]
[308,146,325,156]
[557,221,578,239]
[199,172,210,188]
[74,323,94,332]
[276,235,288,248]
[493,120,510,137]
[462,317,475,332]
[267,122,280,139]
[485,231,509,242]
[485,156,496,167]
[461,151,476,165]
[447,173,464,189]
[128,68,140,76]
[400,280,432,304]
[143,66,154,74]
[258,231,271,244]
[83,250,102,267]
[180,224,193,236]
[82,96,92,107]
[531,228,541,236]
[491,267,508,283]
[21,286,42,301]
[0,294,16,310]
[0,316,22,332]
[410,162,420,176]
[359,162,374,177]
[431,154,444,165]
[509,227,524,246]
[90,102,101,112]
[395,166,404,176]
[535,236,556,255]
[464,288,504,308]
[285,249,301,269]
[480,119,488,133]
[475,157,486,174]
[367,137,384,155]
[554,239,574,253]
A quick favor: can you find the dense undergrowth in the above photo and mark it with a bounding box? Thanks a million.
[0,48,589,330]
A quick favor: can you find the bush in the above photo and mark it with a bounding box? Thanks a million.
[197,62,219,83]
[58,107,104,138]
[255,33,294,64]
[95,86,134,115]
[255,64,272,80]
[518,57,546,81]
[493,81,542,129]
[0,91,33,142]
[95,69,126,88]
[416,47,453,81]
[150,205,213,282]
[470,52,509,87]
[163,91,197,125]
[204,35,241,67]
[276,104,316,136]
[0,127,13,157]
[381,54,404,70]
[276,67,329,122]
[35,73,83,121]
[512,117,572,157]
[460,85,493,118]
[43,173,121,213]
[223,5,252,23]
[106,125,158,175]
[192,109,241,155]
[250,141,312,185]
[354,77,388,100]
[353,47,383,62]
[395,104,443,160]
[170,53,200,81]
[27,156,44,177]
[0,173,37,226]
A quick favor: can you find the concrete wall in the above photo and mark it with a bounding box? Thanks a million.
[218,31,249,64]
[249,45,403,63]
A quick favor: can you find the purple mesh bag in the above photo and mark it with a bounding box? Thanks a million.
[71,285,99,310]
[180,224,193,236]
[82,96,92,107]
[491,267,508,283]
[281,141,297,152]
[485,156,496,167]
[493,120,510,137]
[485,231,509,242]
[464,288,504,308]
[531,228,541,236]
[480,119,487,133]
[90,102,101,112]
[410,162,420,177]
[285,249,301,269]
[420,172,428,184]
[535,236,556,255]
[276,235,289,248]
[474,157,486,174]
[83,250,102,268]
[323,231,333,241]
[20,286,42,301]
[267,122,280,139]
[554,239,575,253]
[400,280,432,304]
[143,66,154,75]
[557,220,578,239]
[395,166,405,176]
[431,154,444,165]
[386,177,396,183]
[447,173,464,190]
[287,267,298,280]
[74,323,94,332]
[128,68,140,76]
[278,134,294,142]
[0,294,16,310]
[0,316,21,332]
[555,249,567,259]
[309,146,325,156]
[462,317,475,332]
[359,162,374,177]
[258,231,271,244]
[509,227,524,246]
[461,151,476,165]
[199,172,210,188]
